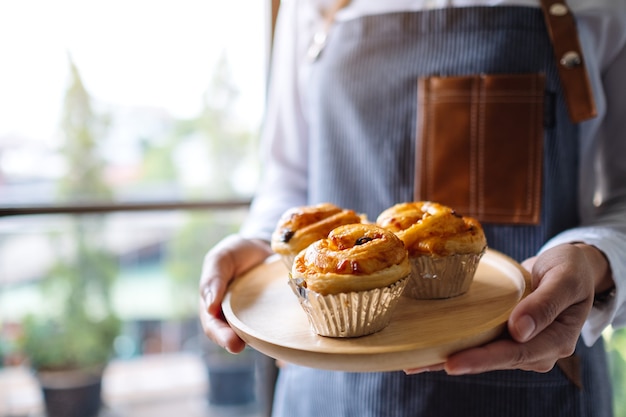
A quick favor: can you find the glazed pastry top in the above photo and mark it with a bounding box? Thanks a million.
[271,203,363,255]
[291,223,410,295]
[376,201,487,256]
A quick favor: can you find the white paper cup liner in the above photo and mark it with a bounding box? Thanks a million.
[405,250,485,299]
[288,276,408,338]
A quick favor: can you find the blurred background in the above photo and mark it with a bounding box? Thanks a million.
[0,1,271,416]
[0,1,624,417]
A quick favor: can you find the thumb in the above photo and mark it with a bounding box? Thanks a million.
[520,256,537,276]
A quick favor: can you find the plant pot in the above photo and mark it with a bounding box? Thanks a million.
[204,346,258,406]
[36,367,104,417]
[207,364,256,406]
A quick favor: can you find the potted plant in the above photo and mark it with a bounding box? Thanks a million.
[21,313,120,417]
[19,219,121,417]
[202,339,259,407]
[17,55,121,417]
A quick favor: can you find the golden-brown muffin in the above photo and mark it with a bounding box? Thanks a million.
[376,201,486,256]
[271,203,363,269]
[292,223,410,295]
[377,201,487,299]
[289,223,410,337]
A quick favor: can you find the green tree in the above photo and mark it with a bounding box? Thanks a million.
[180,52,258,197]
[21,55,119,371]
[137,53,259,197]
[165,54,258,314]
[57,55,112,202]
[140,138,178,183]
[203,53,257,196]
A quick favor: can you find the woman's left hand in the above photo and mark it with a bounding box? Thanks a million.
[405,242,613,375]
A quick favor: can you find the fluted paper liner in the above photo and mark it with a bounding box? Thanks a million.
[405,250,485,299]
[288,276,408,338]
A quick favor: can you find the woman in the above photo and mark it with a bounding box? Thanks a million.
[200,0,626,415]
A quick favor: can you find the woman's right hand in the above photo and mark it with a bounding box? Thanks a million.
[199,234,274,353]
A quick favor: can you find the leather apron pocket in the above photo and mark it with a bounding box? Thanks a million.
[415,73,545,225]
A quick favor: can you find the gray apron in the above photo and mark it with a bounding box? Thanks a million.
[272,7,612,417]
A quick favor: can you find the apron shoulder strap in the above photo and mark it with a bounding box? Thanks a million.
[310,0,597,123]
[539,0,597,122]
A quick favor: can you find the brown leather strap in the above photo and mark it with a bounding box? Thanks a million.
[322,0,352,22]
[539,0,597,122]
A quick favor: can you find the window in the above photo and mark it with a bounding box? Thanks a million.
[0,0,267,206]
[0,1,270,415]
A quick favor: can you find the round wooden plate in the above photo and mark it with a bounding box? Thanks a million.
[222,249,531,372]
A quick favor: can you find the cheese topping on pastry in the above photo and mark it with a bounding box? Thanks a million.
[271,203,363,256]
[291,224,410,295]
[376,201,487,256]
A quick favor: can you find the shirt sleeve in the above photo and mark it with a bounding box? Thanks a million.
[539,23,626,345]
[239,0,312,241]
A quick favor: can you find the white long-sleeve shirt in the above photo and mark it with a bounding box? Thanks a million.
[241,0,626,345]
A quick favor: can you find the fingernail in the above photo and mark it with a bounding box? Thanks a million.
[516,315,536,342]
[404,367,428,375]
[202,287,213,307]
[445,365,471,376]
[404,363,445,375]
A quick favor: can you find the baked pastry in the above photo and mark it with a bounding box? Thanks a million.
[271,203,363,269]
[376,201,487,299]
[289,223,410,337]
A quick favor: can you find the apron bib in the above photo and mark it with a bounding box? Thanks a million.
[272,7,612,417]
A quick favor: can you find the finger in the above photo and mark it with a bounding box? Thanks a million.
[200,274,232,317]
[508,266,589,343]
[447,291,591,375]
[446,320,572,375]
[404,362,445,375]
[199,301,246,353]
[199,236,273,316]
[445,338,550,375]
[200,249,237,316]
[520,256,536,276]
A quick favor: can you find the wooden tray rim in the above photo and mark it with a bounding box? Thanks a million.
[222,249,531,372]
